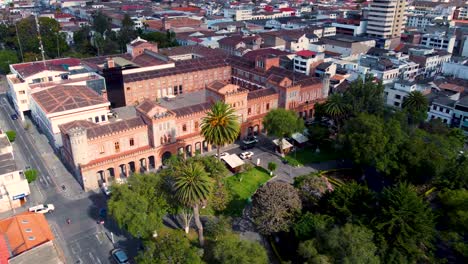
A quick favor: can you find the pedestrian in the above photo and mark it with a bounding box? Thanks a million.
[66,218,71,225]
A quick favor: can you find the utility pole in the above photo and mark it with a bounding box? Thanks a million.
[34,13,47,67]
[14,23,24,62]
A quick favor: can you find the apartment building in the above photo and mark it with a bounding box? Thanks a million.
[421,32,456,53]
[385,80,430,108]
[408,48,452,78]
[366,0,407,49]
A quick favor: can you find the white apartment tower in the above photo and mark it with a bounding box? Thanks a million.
[366,0,407,49]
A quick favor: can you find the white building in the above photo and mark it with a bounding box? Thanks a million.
[293,50,325,76]
[427,95,458,125]
[385,80,429,108]
[442,61,468,80]
[7,58,106,120]
[406,14,436,28]
[30,85,110,148]
[224,7,253,21]
[0,131,30,213]
[421,32,456,53]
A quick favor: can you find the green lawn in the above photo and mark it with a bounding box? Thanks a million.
[284,147,343,166]
[222,167,271,216]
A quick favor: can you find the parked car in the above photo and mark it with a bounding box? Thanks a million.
[10,114,18,120]
[101,184,111,196]
[28,204,55,214]
[111,248,130,264]
[239,151,254,159]
[215,152,229,158]
[241,142,256,150]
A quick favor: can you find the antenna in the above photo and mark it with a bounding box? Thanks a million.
[14,22,24,62]
[34,13,47,67]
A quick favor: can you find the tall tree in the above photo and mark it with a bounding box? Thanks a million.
[372,183,436,262]
[0,50,18,73]
[294,173,333,209]
[323,181,376,225]
[402,91,428,125]
[342,114,404,175]
[262,108,304,154]
[201,102,240,159]
[343,75,385,116]
[298,224,380,264]
[92,12,111,35]
[252,181,302,235]
[322,93,350,131]
[108,173,168,239]
[173,161,213,246]
[137,231,203,264]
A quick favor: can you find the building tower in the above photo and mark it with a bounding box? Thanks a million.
[366,0,407,49]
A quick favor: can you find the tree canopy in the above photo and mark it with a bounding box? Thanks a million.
[211,235,268,264]
[0,50,18,73]
[372,183,436,262]
[108,173,168,239]
[252,181,302,235]
[136,231,203,264]
[263,108,305,139]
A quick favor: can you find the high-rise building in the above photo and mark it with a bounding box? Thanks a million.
[366,0,407,49]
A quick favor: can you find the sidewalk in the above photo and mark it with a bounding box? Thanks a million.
[24,117,88,200]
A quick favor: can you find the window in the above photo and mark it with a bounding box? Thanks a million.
[99,145,105,154]
[48,76,53,82]
[95,116,99,123]
[101,115,105,122]
[395,94,401,99]
[129,138,134,146]
[19,90,25,95]
[266,103,270,110]
[182,124,187,132]
[20,100,27,104]
[194,121,199,130]
[173,86,178,95]
[394,102,400,107]
[126,87,131,91]
[432,105,436,110]
[248,108,252,115]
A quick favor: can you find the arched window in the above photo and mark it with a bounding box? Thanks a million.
[114,142,120,152]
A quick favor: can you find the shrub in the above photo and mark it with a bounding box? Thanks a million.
[267,162,277,173]
[5,130,16,142]
[24,169,38,183]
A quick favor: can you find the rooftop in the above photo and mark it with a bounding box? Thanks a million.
[158,90,207,111]
[0,152,17,175]
[12,58,82,78]
[0,212,54,257]
[31,85,109,114]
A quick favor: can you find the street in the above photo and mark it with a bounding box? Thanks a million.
[0,93,133,264]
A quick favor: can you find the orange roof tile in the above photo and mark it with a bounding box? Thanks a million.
[0,212,54,256]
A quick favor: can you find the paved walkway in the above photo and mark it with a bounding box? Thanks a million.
[24,117,88,200]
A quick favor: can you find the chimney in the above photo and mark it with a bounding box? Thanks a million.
[322,73,330,98]
[107,57,115,68]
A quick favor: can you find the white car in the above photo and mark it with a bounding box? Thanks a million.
[28,204,55,214]
[239,151,254,159]
[215,152,229,158]
[102,184,111,196]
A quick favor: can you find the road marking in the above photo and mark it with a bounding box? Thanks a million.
[88,252,102,264]
[95,233,103,244]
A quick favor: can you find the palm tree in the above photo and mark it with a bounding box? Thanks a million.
[173,161,213,246]
[402,91,428,111]
[402,91,428,124]
[201,101,240,159]
[323,93,349,131]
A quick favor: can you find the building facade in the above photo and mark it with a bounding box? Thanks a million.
[366,0,407,49]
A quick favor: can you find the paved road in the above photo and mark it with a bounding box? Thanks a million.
[0,93,133,263]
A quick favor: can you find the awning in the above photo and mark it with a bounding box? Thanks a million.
[272,138,293,150]
[221,154,245,169]
[292,132,309,144]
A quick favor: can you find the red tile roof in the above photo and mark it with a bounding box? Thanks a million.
[31,85,108,114]
[296,50,316,57]
[12,58,81,78]
[0,212,54,257]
